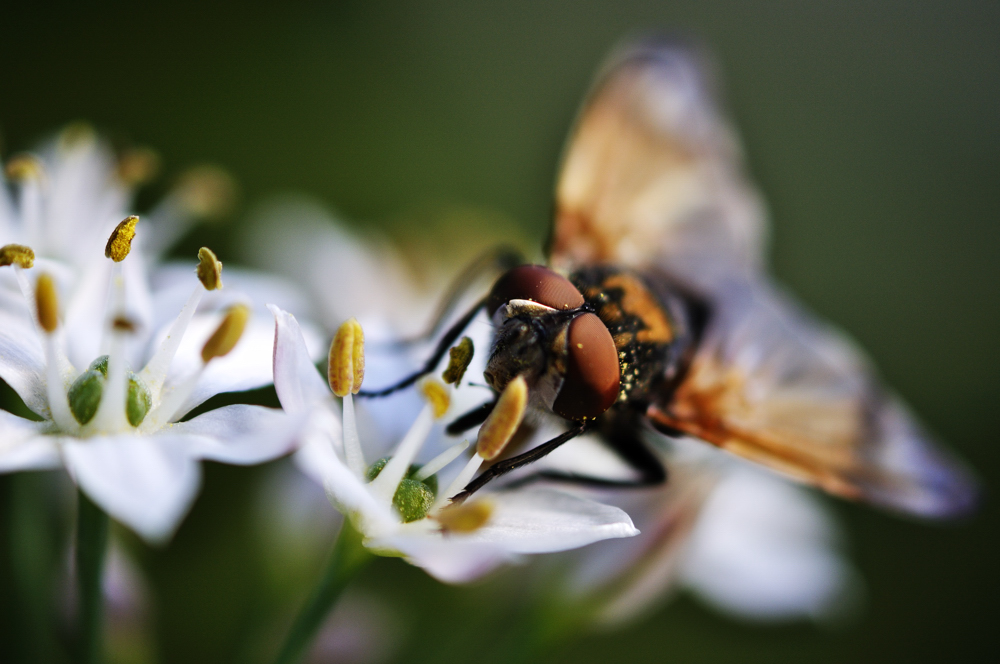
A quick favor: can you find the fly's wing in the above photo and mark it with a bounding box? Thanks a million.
[647,279,977,519]
[552,39,976,518]
[550,39,766,292]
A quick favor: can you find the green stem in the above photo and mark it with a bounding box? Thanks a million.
[272,521,371,664]
[76,490,109,664]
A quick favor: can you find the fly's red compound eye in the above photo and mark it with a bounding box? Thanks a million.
[553,313,620,420]
[486,265,585,317]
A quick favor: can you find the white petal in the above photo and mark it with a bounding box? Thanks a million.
[157,313,282,416]
[371,533,513,584]
[0,307,49,417]
[269,305,330,414]
[0,411,60,472]
[291,415,396,534]
[237,197,424,331]
[457,487,639,553]
[63,435,201,544]
[679,468,854,621]
[169,404,298,464]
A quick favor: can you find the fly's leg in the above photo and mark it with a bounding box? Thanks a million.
[508,422,666,490]
[450,423,590,503]
[387,245,523,349]
[357,297,486,397]
[445,400,496,436]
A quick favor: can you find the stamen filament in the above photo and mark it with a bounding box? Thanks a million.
[341,393,366,477]
[145,368,201,428]
[413,440,469,481]
[139,286,203,398]
[368,404,434,505]
[11,264,41,332]
[99,262,126,356]
[435,453,484,512]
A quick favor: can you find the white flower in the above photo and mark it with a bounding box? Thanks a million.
[247,207,855,617]
[0,127,302,406]
[270,305,639,583]
[0,137,301,543]
[549,437,858,625]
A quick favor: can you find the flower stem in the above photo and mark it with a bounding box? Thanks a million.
[272,521,371,664]
[76,490,109,664]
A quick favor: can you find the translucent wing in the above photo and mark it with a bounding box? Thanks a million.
[553,39,976,518]
[646,278,977,519]
[550,39,766,292]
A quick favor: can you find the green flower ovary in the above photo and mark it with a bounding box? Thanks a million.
[67,355,152,427]
[366,457,438,523]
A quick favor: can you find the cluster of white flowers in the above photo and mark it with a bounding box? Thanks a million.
[0,127,853,627]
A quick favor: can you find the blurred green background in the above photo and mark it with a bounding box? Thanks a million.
[1,0,997,662]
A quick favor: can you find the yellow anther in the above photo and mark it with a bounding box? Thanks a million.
[328,318,365,397]
[442,336,474,385]
[35,273,59,334]
[58,122,96,151]
[476,375,528,461]
[104,215,139,262]
[420,379,451,419]
[174,165,237,219]
[4,154,44,182]
[201,304,250,362]
[112,316,138,333]
[196,247,224,290]
[437,500,494,533]
[117,147,161,186]
[0,244,35,268]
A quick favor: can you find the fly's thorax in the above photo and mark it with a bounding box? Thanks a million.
[569,265,699,407]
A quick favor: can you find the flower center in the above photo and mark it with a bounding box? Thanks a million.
[2,221,245,438]
[366,458,438,523]
[66,355,152,427]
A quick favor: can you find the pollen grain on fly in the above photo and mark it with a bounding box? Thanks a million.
[196,247,224,291]
[0,244,35,269]
[329,317,364,396]
[201,303,250,362]
[421,379,451,419]
[35,273,59,333]
[476,375,528,461]
[105,215,139,262]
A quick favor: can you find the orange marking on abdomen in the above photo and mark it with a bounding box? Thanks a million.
[601,274,673,344]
